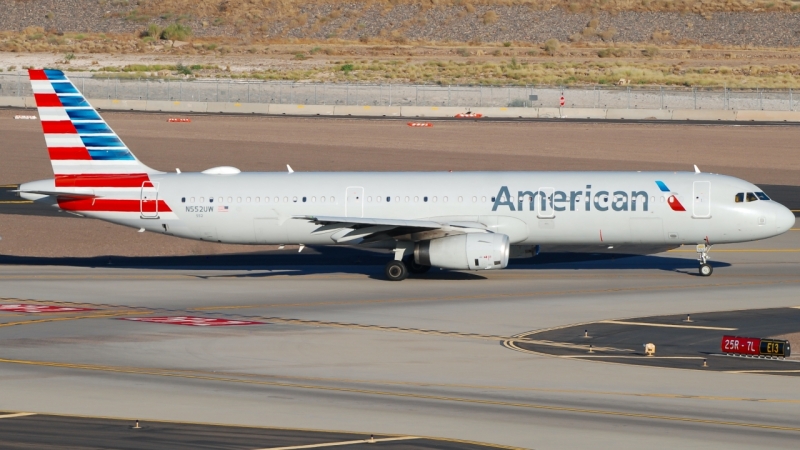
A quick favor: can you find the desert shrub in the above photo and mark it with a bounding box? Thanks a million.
[161,23,192,41]
[599,27,617,41]
[543,38,559,56]
[482,11,498,25]
[642,46,660,57]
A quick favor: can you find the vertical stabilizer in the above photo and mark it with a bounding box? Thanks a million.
[29,69,161,187]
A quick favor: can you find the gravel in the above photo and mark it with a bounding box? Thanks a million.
[2,0,800,47]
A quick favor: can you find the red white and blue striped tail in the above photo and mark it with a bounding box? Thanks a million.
[29,69,161,183]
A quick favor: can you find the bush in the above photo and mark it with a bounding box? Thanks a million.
[143,23,161,39]
[161,23,192,41]
[176,63,192,75]
[341,64,354,72]
[543,39,560,56]
[503,41,512,47]
[482,11,498,25]
[642,46,660,57]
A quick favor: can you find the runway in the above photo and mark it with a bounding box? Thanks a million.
[3,112,800,448]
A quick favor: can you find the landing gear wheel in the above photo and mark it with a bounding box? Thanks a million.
[699,263,713,277]
[404,257,431,275]
[385,260,408,281]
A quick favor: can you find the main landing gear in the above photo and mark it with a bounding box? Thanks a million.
[385,260,408,281]
[385,257,432,281]
[697,243,713,277]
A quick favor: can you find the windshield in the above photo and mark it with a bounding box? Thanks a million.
[755,192,770,200]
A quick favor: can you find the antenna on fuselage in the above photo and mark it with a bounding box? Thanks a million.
[694,165,701,173]
[287,165,294,173]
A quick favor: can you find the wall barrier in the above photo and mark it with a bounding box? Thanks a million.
[4,97,800,123]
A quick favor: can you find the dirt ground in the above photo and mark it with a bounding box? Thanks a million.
[1,111,799,258]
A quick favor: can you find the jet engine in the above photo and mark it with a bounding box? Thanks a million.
[414,233,510,270]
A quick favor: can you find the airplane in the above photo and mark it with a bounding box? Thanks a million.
[17,69,796,280]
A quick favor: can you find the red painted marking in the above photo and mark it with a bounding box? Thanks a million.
[120,316,264,327]
[28,69,48,81]
[407,122,433,127]
[48,147,92,160]
[34,93,62,107]
[599,229,604,242]
[721,335,761,356]
[57,198,173,213]
[560,96,565,106]
[0,304,95,313]
[167,118,191,123]
[55,173,151,188]
[667,195,686,211]
[42,120,78,134]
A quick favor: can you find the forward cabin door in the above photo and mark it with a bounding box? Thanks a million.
[140,181,159,219]
[346,186,365,218]
[692,181,711,218]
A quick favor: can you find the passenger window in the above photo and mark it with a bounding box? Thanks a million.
[424,196,428,202]
[432,196,437,202]
[330,197,335,203]
[443,196,448,202]
[237,197,242,203]
[376,196,381,203]
[292,196,298,203]
[756,192,770,201]
[227,197,232,203]
[181,197,185,203]
[746,192,758,202]
[246,197,251,203]
[491,197,496,202]
[320,197,325,203]
[312,197,316,202]
[395,196,400,202]
[190,197,195,203]
[735,193,744,203]
[302,197,306,203]
[199,197,204,202]
[210,197,214,203]
[386,196,391,202]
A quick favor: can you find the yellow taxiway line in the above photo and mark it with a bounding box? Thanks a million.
[599,320,737,331]
[0,412,36,419]
[2,358,800,433]
[0,200,32,204]
[255,436,420,450]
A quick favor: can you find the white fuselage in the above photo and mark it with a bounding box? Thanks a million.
[25,171,794,248]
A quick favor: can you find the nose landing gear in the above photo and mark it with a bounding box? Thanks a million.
[697,242,713,277]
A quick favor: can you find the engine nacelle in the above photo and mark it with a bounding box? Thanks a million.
[415,233,510,270]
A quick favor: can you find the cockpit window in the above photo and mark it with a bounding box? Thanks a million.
[755,192,770,201]
[746,192,758,202]
[735,193,744,203]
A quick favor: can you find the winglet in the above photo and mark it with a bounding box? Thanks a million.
[287,165,294,173]
[694,165,701,173]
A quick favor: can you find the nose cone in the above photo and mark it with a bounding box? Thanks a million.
[776,205,796,235]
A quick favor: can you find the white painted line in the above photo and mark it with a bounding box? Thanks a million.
[564,355,705,359]
[0,413,36,419]
[599,320,737,331]
[255,436,420,450]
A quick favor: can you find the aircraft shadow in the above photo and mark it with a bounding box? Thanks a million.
[0,245,729,279]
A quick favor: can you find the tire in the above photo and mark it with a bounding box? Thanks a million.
[405,257,431,275]
[385,260,408,281]
[699,263,713,277]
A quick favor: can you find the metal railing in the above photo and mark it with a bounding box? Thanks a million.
[1,73,796,111]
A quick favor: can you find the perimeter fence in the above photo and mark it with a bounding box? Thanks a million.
[1,73,798,111]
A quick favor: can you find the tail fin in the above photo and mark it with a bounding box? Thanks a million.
[29,69,161,185]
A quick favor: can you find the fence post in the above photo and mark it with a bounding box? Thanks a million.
[791,88,793,111]
[247,82,250,103]
[759,89,763,110]
[314,84,317,105]
[146,80,149,100]
[167,79,170,100]
[660,87,663,109]
[693,87,696,110]
[415,85,418,106]
[627,86,630,109]
[346,84,349,105]
[290,83,294,104]
[216,81,219,102]
[114,78,117,99]
[389,84,392,106]
[448,85,451,107]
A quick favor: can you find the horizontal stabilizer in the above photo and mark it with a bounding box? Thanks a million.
[15,189,98,199]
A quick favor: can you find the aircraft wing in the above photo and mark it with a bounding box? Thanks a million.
[292,215,489,243]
